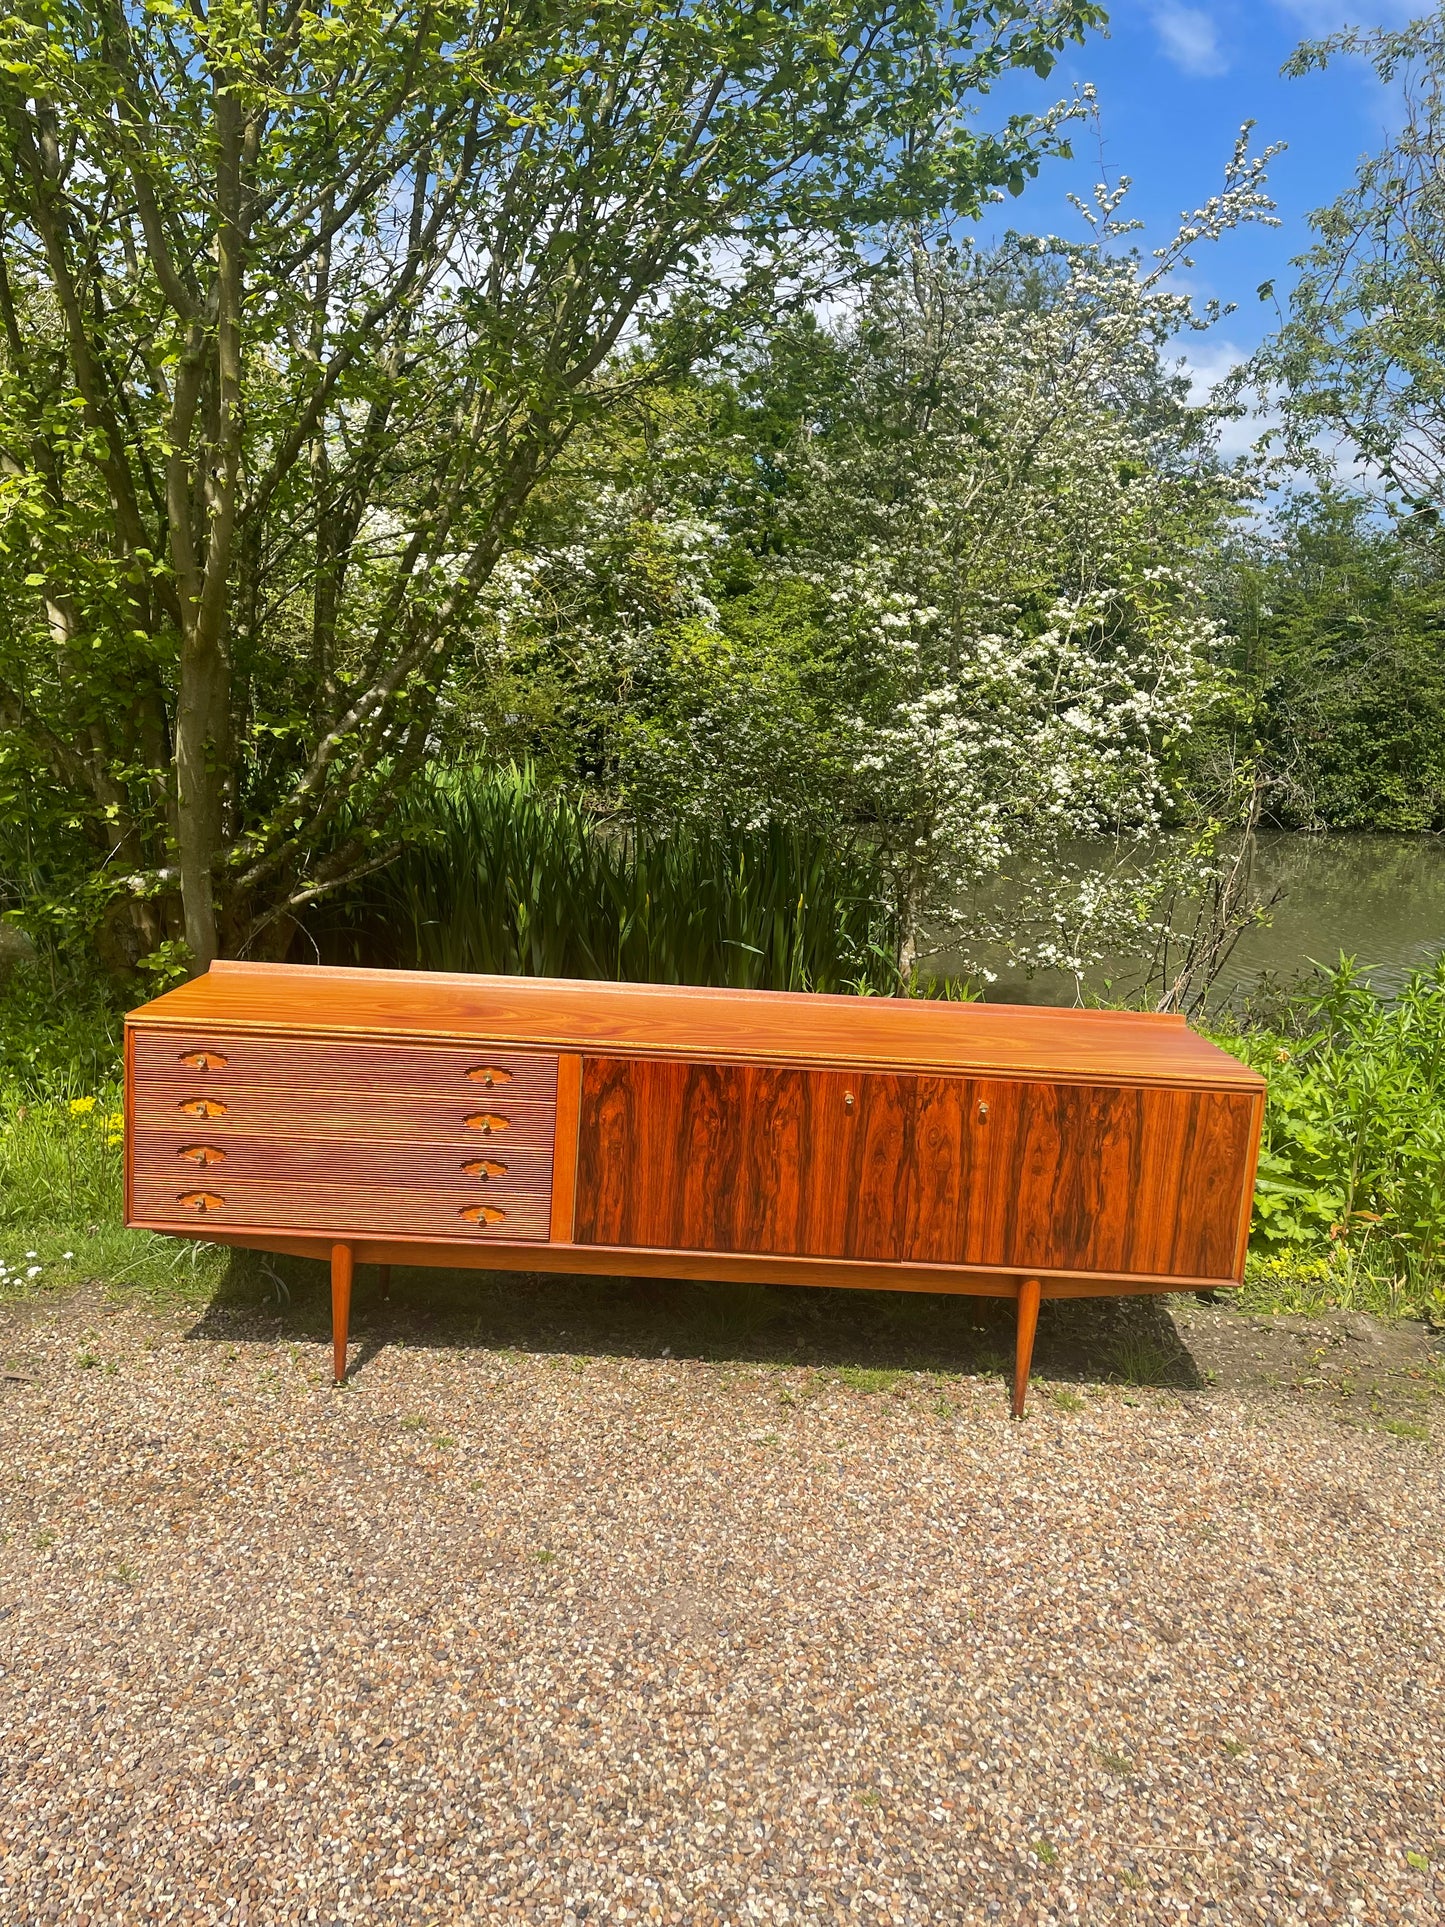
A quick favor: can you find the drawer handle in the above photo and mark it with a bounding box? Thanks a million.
[459,1202,506,1226]
[461,1157,509,1180]
[177,1144,227,1166]
[466,1065,513,1087]
[178,1096,228,1118]
[176,1190,225,1213]
[463,1111,511,1134]
[178,1049,228,1071]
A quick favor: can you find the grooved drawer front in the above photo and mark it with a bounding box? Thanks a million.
[131,1132,554,1195]
[130,1175,551,1241]
[132,1032,559,1103]
[138,1088,559,1146]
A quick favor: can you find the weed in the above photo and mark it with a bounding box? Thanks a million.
[856,1791,880,1808]
[1050,1388,1087,1412]
[76,1351,100,1369]
[833,1366,904,1395]
[1219,1738,1248,1758]
[532,1549,556,1565]
[1380,1418,1430,1441]
[400,1416,427,1431]
[1117,1870,1143,1891]
[1095,1749,1135,1777]
[112,1561,137,1586]
[1110,1334,1176,1387]
[432,1435,456,1450]
[1032,1838,1058,1867]
[1406,1851,1430,1871]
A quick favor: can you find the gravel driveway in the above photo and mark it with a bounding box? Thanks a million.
[1,1279,1442,1925]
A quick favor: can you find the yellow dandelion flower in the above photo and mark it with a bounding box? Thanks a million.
[68,1096,97,1114]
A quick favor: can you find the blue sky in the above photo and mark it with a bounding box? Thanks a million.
[973,0,1421,411]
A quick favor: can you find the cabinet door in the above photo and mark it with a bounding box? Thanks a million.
[907,1076,1255,1280]
[575,1056,1256,1281]
[574,1057,913,1260]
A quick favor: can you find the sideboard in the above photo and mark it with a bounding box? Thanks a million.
[124,961,1266,1415]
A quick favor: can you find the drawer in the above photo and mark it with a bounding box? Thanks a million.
[130,1174,551,1241]
[132,1030,558,1104]
[133,1085,557,1148]
[131,1130,554,1195]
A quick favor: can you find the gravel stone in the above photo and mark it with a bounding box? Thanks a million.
[1,1289,1442,1924]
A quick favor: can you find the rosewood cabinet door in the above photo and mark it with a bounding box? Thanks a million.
[575,1056,1257,1282]
[908,1076,1257,1280]
[574,1058,914,1260]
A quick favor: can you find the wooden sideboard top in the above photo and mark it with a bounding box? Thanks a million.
[127,962,1264,1091]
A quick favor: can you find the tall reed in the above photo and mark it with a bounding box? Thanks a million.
[323,764,905,993]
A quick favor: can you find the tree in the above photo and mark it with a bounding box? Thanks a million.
[1265,9,1445,520]
[1209,491,1445,831]
[0,0,1104,972]
[508,142,1278,985]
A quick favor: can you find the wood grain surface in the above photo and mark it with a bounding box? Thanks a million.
[177,1225,1246,1296]
[130,1130,555,1195]
[125,960,1264,1090]
[575,1057,1257,1281]
[133,1084,558,1148]
[129,1174,551,1241]
[132,1030,559,1103]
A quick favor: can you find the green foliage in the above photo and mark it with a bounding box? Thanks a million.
[0,0,1104,970]
[0,1089,123,1230]
[0,1078,225,1300]
[321,763,905,993]
[1211,493,1445,831]
[1268,12,1445,517]
[0,951,126,1091]
[1212,955,1445,1315]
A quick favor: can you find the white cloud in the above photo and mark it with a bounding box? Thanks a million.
[1152,5,1228,78]
[1176,341,1263,460]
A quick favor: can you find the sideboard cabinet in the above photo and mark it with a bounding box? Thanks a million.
[126,962,1265,1414]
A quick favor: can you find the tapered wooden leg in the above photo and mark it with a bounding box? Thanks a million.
[331,1242,353,1385]
[378,1262,391,1303]
[1012,1276,1042,1419]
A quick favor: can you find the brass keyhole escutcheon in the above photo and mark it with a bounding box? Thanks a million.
[177,1144,227,1166]
[459,1202,506,1226]
[176,1190,225,1213]
[460,1157,509,1181]
[463,1112,511,1135]
[844,1091,855,1112]
[178,1096,228,1118]
[466,1065,513,1087]
[977,1102,990,1121]
[178,1049,228,1072]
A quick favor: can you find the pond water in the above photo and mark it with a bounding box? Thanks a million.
[940,833,1445,1009]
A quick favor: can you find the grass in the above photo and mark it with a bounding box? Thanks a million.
[831,1365,907,1394]
[321,761,907,994]
[0,1084,248,1307]
[1109,1332,1179,1388]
